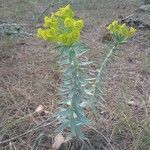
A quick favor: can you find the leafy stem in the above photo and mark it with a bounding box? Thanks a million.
[56,44,90,139]
[94,42,119,101]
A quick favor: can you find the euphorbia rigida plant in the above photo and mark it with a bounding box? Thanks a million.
[37,4,95,140]
[95,20,136,102]
[37,4,136,140]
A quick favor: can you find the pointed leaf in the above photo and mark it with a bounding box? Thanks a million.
[69,49,75,64]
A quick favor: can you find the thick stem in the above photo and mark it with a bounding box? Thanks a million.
[58,45,89,138]
[69,49,79,120]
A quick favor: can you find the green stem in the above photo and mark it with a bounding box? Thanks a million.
[57,44,89,138]
[94,43,118,99]
[69,48,78,120]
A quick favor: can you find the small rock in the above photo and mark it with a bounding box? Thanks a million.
[35,104,45,115]
[127,101,139,107]
[52,133,65,150]
[139,5,150,12]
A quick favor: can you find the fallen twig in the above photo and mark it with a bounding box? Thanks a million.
[0,117,57,145]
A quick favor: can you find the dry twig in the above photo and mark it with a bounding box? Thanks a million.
[0,117,57,145]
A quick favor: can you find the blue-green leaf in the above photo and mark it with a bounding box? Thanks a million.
[69,49,75,64]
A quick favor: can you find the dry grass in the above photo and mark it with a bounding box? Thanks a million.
[0,0,150,149]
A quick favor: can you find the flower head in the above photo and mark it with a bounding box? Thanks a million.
[107,20,136,43]
[36,4,84,46]
[74,20,84,30]
[64,17,74,28]
[58,34,69,45]
[129,27,137,37]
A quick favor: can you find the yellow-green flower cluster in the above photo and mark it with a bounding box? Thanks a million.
[107,20,136,42]
[37,5,84,46]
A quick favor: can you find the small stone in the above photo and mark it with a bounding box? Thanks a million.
[139,5,150,12]
[52,133,65,150]
[35,105,44,114]
[127,101,139,106]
